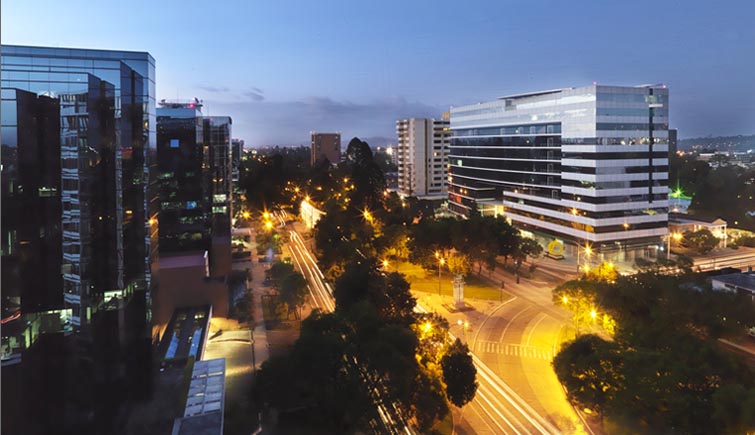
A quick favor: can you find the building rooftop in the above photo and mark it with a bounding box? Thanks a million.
[497,88,570,100]
[172,358,226,435]
[158,305,212,362]
[160,252,209,270]
[711,272,755,291]
[669,213,727,225]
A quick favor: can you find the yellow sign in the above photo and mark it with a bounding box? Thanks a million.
[547,239,564,256]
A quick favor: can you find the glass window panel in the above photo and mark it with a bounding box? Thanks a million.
[1,126,18,147]
[1,99,17,126]
[8,71,29,80]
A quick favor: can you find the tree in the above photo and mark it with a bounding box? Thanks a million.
[268,261,295,284]
[552,334,624,418]
[446,253,470,277]
[440,339,478,408]
[343,137,385,211]
[681,229,719,254]
[279,272,307,318]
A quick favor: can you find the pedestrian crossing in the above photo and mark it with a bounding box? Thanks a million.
[474,340,552,360]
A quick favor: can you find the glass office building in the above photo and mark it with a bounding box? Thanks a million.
[449,84,669,256]
[1,45,156,434]
[157,103,232,278]
[1,45,156,329]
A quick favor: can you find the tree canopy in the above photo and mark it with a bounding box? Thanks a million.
[552,271,755,434]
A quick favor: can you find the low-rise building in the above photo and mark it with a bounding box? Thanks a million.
[711,272,755,302]
[669,213,727,247]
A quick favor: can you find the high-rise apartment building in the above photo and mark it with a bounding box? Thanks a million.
[310,131,341,166]
[157,101,232,279]
[396,117,450,198]
[1,44,156,434]
[449,84,669,256]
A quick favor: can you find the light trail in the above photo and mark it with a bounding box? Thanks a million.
[415,302,560,435]
[287,228,412,435]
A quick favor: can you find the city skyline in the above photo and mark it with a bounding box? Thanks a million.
[3,0,753,146]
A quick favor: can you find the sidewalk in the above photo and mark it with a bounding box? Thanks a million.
[247,225,271,370]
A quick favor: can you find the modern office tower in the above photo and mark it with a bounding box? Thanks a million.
[204,116,233,278]
[1,45,156,433]
[157,100,209,253]
[231,138,244,183]
[448,84,669,257]
[156,101,232,279]
[668,128,678,156]
[310,131,341,166]
[396,117,450,198]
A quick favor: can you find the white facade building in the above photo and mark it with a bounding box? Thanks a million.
[448,84,670,254]
[396,117,450,198]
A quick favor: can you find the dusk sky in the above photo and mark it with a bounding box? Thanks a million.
[3,0,754,146]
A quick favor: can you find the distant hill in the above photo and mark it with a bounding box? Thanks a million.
[679,134,755,151]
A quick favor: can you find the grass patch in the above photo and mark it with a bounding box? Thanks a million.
[397,261,511,302]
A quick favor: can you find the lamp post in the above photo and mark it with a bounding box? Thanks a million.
[457,319,469,342]
[435,251,445,296]
[577,243,592,272]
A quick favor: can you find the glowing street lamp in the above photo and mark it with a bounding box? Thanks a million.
[437,255,445,296]
[382,259,389,269]
[265,221,273,230]
[363,209,373,223]
[423,321,432,334]
[242,211,251,220]
[457,319,470,341]
[577,243,592,272]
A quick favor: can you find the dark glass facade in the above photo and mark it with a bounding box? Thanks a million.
[1,45,156,435]
[157,107,209,252]
[156,107,232,278]
[1,89,62,316]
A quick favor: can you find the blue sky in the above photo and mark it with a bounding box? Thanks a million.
[3,0,754,146]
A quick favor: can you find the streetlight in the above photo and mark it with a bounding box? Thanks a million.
[382,259,389,269]
[667,231,682,256]
[435,251,445,296]
[577,243,592,272]
[457,319,469,342]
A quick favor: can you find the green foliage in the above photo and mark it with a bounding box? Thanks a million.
[552,335,623,416]
[440,339,478,408]
[267,261,307,316]
[552,272,755,434]
[407,213,533,276]
[681,229,720,254]
[343,137,385,211]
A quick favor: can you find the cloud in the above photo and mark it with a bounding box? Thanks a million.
[244,87,266,102]
[204,95,445,146]
[198,84,230,93]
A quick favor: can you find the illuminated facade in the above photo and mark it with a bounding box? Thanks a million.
[396,117,450,198]
[449,84,669,254]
